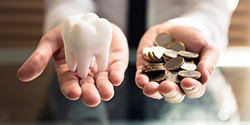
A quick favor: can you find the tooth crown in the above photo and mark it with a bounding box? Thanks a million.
[61,13,112,78]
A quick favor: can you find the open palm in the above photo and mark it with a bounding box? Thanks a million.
[135,22,220,103]
[17,24,129,107]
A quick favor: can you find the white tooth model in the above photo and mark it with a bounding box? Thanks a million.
[61,13,112,78]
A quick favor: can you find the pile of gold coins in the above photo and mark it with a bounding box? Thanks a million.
[142,33,201,84]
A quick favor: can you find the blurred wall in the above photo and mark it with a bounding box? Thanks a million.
[229,0,250,46]
[225,0,250,121]
[0,0,53,123]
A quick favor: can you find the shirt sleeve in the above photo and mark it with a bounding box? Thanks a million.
[43,0,96,33]
[167,0,239,50]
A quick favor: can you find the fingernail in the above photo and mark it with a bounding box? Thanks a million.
[150,92,163,100]
[161,90,178,97]
[183,86,195,91]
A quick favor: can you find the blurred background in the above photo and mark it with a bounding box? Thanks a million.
[0,0,250,124]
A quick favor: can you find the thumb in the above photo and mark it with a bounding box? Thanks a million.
[17,43,53,82]
[17,25,63,82]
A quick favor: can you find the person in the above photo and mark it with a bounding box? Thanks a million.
[17,0,240,124]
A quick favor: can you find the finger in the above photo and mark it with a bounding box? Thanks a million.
[55,61,82,100]
[55,52,97,104]
[158,80,185,103]
[108,61,127,86]
[80,76,101,107]
[95,72,114,101]
[135,26,159,89]
[135,69,149,89]
[17,25,63,82]
[17,40,55,82]
[181,78,206,99]
[135,42,150,89]
[198,46,220,84]
[108,24,129,86]
[167,25,219,84]
[17,50,51,82]
[142,82,163,100]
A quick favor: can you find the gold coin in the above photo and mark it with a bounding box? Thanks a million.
[178,50,199,59]
[155,33,173,47]
[142,33,201,85]
[143,66,165,73]
[149,49,162,62]
[148,48,156,62]
[178,70,201,79]
[162,57,172,62]
[143,63,165,73]
[164,57,185,70]
[142,66,150,72]
[148,70,169,82]
[162,49,178,59]
[166,71,181,84]
[143,47,152,61]
[180,61,197,70]
[165,41,186,51]
[148,62,165,67]
[152,46,166,61]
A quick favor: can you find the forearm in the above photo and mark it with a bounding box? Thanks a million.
[43,0,96,33]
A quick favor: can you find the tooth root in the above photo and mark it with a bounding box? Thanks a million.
[76,54,92,78]
[91,19,112,73]
[89,57,95,68]
[65,51,77,72]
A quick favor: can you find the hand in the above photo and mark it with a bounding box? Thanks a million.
[17,23,129,107]
[135,22,219,103]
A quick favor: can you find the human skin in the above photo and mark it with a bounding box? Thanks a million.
[17,23,129,107]
[17,21,219,107]
[135,22,219,103]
